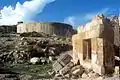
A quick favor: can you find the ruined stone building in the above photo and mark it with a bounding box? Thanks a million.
[72,15,120,75]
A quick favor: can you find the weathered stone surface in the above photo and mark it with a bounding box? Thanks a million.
[66,62,74,68]
[82,73,88,78]
[53,61,63,73]
[71,65,84,76]
[40,58,46,64]
[72,15,115,75]
[49,56,54,62]
[58,54,72,67]
[71,65,84,72]
[30,57,40,64]
[114,66,119,75]
[59,65,70,75]
[64,74,70,78]
[53,53,72,72]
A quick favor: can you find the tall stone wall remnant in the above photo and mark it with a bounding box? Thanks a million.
[17,22,74,37]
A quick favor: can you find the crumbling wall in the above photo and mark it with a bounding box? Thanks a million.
[103,39,115,74]
[72,36,105,75]
[72,34,83,64]
[91,38,104,75]
[72,15,115,75]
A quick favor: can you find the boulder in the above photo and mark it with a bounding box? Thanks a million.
[82,73,88,78]
[64,74,70,78]
[72,68,81,74]
[41,59,46,63]
[40,57,47,64]
[49,56,54,62]
[114,66,119,75]
[53,54,72,72]
[30,57,40,64]
[71,65,84,76]
[48,47,56,55]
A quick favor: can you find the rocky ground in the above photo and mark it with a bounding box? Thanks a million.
[0,33,119,80]
[0,64,52,80]
[0,35,72,64]
[0,33,72,80]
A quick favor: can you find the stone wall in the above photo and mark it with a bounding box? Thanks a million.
[72,15,115,75]
[17,22,73,37]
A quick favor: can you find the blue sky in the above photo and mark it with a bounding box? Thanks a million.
[0,0,119,28]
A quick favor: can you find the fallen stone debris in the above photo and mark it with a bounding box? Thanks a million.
[52,53,92,79]
[52,53,120,80]
[30,57,40,64]
[0,36,72,64]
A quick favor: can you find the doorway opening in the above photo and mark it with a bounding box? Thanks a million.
[83,39,92,61]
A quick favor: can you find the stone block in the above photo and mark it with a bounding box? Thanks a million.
[59,54,72,66]
[53,61,63,73]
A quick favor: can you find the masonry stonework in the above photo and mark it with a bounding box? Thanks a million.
[17,22,73,37]
[72,15,116,75]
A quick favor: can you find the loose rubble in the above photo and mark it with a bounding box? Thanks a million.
[52,52,120,80]
[0,36,72,64]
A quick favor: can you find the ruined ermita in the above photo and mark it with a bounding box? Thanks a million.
[72,15,120,75]
[17,22,73,37]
